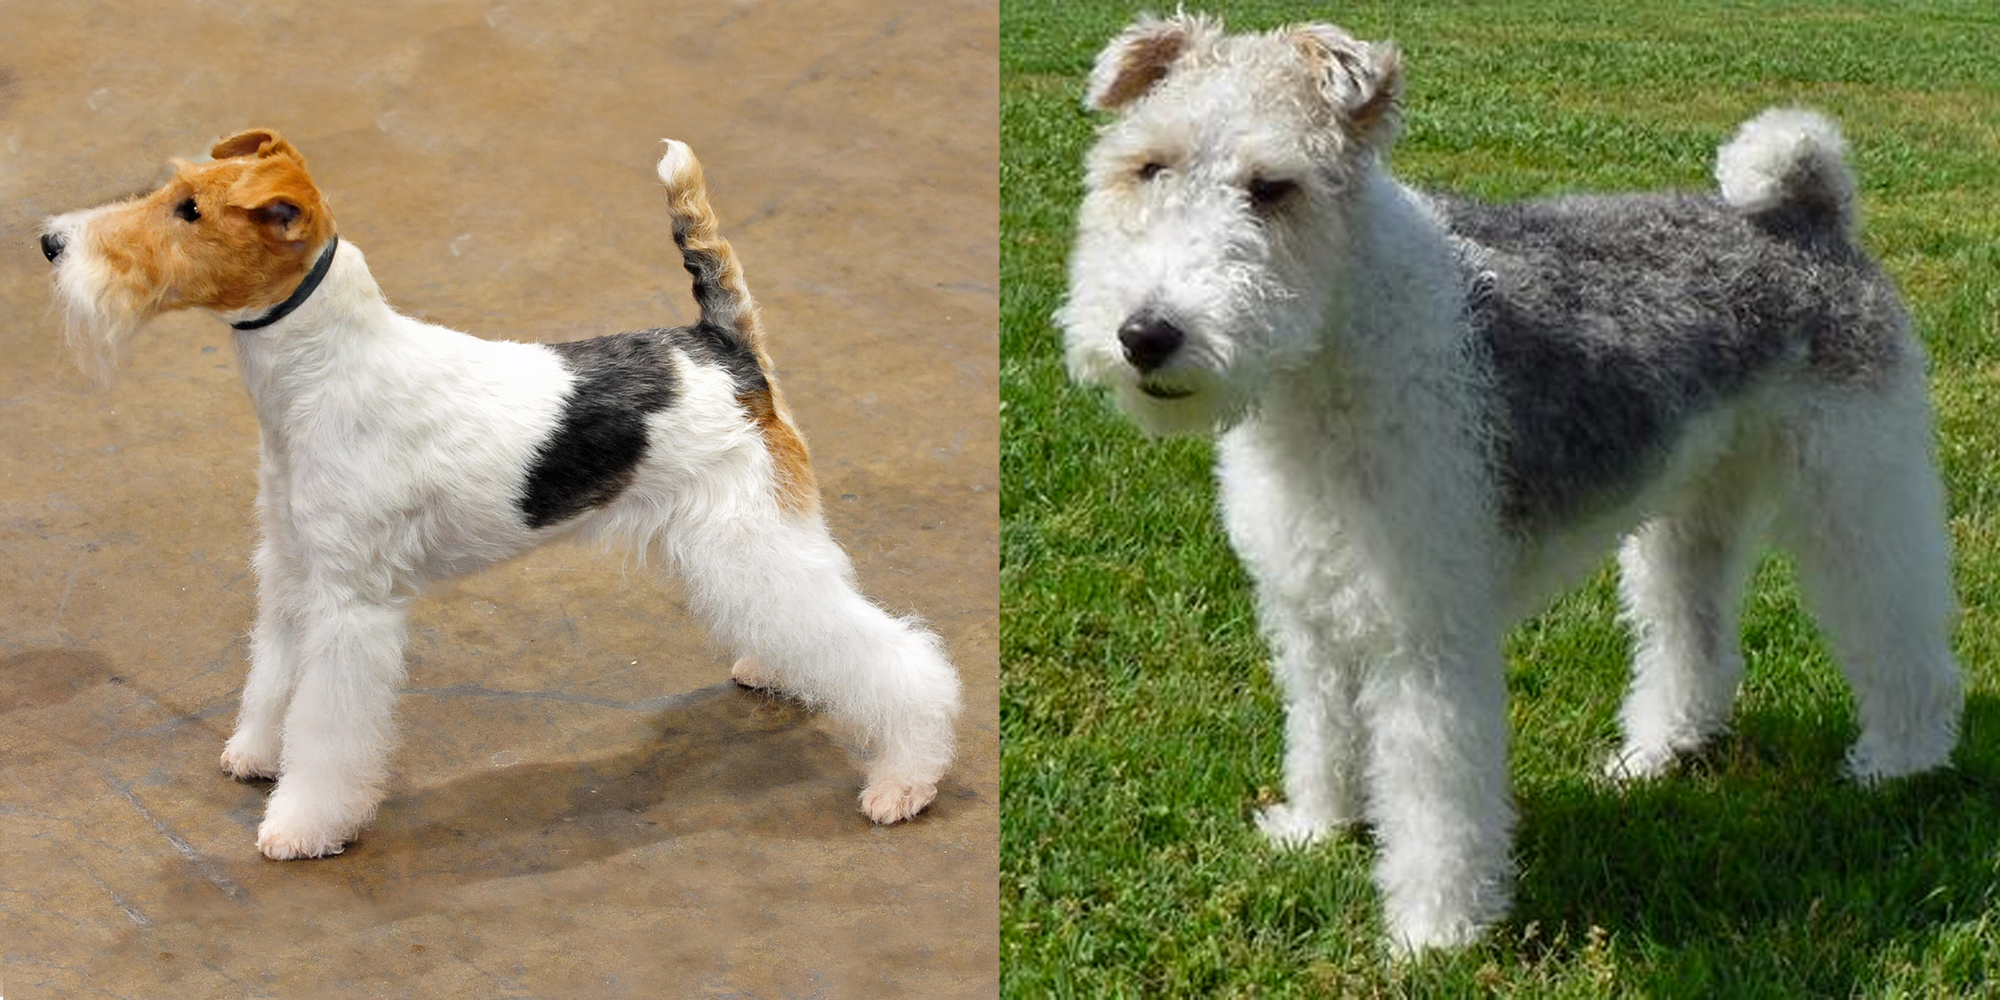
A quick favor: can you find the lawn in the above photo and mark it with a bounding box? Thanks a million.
[1000,2,2000,995]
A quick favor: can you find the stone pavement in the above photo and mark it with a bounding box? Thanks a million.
[0,2,997,996]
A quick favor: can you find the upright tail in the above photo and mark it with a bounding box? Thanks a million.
[1714,108,1859,240]
[656,139,819,514]
[657,139,768,352]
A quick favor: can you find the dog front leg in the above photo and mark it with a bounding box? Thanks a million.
[223,450,305,780]
[1360,639,1514,953]
[220,534,306,780]
[1256,612,1364,846]
[256,594,409,860]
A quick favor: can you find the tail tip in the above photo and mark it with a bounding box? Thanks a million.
[1715,107,1857,232]
[656,138,698,189]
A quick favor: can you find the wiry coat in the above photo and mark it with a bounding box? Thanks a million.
[42,132,961,860]
[1061,15,1961,954]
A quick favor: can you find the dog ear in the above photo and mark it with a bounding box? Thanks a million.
[226,157,330,247]
[1292,25,1402,147]
[248,199,308,242]
[211,128,306,165]
[1084,13,1211,112]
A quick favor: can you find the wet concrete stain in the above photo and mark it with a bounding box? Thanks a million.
[0,648,116,713]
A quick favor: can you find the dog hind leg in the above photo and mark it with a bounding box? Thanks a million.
[1778,385,1961,780]
[661,507,961,824]
[1609,454,1774,779]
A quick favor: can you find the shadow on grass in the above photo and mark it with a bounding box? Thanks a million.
[1507,690,2000,988]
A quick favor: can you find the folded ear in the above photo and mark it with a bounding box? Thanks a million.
[1291,25,1402,147]
[249,198,308,242]
[1084,12,1214,112]
[210,128,306,165]
[226,156,330,247]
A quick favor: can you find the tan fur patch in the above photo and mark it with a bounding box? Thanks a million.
[1087,16,1206,112]
[1095,31,1186,109]
[79,127,334,323]
[1290,26,1402,141]
[738,386,820,515]
[659,145,821,516]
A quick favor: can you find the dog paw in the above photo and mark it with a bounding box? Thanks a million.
[220,740,279,781]
[256,820,350,860]
[256,792,360,859]
[1385,912,1488,956]
[1844,739,1951,784]
[731,656,775,690]
[860,779,938,824]
[1381,873,1509,955]
[1255,802,1337,848]
[1602,744,1676,783]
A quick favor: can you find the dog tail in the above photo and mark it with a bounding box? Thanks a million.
[656,140,767,347]
[1714,108,1859,239]
[655,140,820,514]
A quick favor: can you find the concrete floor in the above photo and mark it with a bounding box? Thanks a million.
[0,2,996,997]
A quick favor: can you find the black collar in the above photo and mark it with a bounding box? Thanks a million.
[232,235,340,331]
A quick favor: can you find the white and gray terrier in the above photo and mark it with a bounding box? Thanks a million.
[41,129,961,860]
[1061,14,1962,952]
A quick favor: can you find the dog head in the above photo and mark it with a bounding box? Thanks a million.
[1058,13,1402,434]
[40,128,335,378]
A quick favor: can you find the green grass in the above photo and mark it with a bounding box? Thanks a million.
[1000,2,2000,995]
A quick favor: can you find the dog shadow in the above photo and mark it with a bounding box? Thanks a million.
[327,683,892,889]
[1505,689,2000,973]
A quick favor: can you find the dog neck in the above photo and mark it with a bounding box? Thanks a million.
[229,240,399,433]
[1338,170,1470,352]
[231,236,341,331]
[1269,168,1476,407]
[1248,168,1490,479]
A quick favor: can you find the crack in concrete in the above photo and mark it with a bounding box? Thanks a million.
[102,774,248,904]
[121,678,718,745]
[73,858,151,927]
[50,548,88,630]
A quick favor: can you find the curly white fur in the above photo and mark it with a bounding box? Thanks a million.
[1715,107,1858,233]
[1063,15,1961,954]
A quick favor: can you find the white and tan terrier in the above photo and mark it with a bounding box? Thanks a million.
[41,129,962,860]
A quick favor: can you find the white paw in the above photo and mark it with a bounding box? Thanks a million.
[859,778,938,824]
[256,817,352,860]
[256,786,365,859]
[731,656,775,690]
[1844,737,1951,784]
[1603,743,1677,783]
[1381,873,1509,955]
[220,738,279,780]
[1255,801,1338,848]
[1385,911,1488,956]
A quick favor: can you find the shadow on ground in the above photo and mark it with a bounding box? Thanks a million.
[1505,691,2000,986]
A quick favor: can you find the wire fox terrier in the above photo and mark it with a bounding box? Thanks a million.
[41,129,961,860]
[1060,14,1963,952]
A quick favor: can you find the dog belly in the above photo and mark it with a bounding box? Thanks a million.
[1502,402,1779,620]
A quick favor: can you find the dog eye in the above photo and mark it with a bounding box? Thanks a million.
[1137,162,1167,182]
[174,198,201,222]
[1246,177,1299,211]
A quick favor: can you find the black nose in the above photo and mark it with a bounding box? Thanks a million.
[40,233,65,263]
[1117,313,1185,373]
